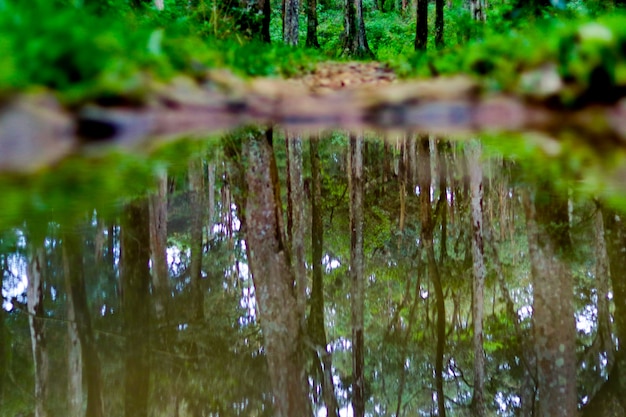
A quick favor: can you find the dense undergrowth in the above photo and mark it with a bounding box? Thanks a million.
[1,0,626,107]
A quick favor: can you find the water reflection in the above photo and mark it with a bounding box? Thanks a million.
[1,131,625,417]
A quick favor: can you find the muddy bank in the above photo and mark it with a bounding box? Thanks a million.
[2,63,626,172]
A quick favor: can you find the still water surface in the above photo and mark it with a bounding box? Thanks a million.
[1,129,625,417]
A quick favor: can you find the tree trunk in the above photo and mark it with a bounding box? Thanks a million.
[153,0,164,10]
[27,242,49,417]
[343,0,373,58]
[523,187,577,417]
[415,0,428,50]
[188,158,205,321]
[261,0,272,43]
[149,172,170,322]
[284,0,299,45]
[64,230,105,417]
[309,138,340,417]
[418,137,446,417]
[287,134,307,320]
[470,0,486,21]
[349,133,366,417]
[65,258,83,417]
[243,129,312,417]
[435,0,444,48]
[467,142,486,417]
[594,205,614,366]
[121,200,152,417]
[0,291,5,408]
[582,207,626,416]
[306,0,320,47]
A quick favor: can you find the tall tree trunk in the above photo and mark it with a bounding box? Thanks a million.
[0,290,5,408]
[283,0,299,45]
[64,230,105,417]
[415,0,428,50]
[65,257,83,417]
[27,242,49,417]
[349,133,366,417]
[309,138,340,417]
[470,0,486,21]
[343,0,373,57]
[418,137,446,417]
[261,0,272,42]
[306,0,320,47]
[582,207,626,416]
[188,158,205,321]
[244,129,312,417]
[435,0,444,47]
[150,172,170,323]
[594,205,614,365]
[287,134,307,320]
[467,142,486,417]
[121,200,152,417]
[523,186,577,417]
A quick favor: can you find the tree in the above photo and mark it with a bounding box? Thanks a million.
[149,172,170,323]
[343,0,373,58]
[349,133,366,417]
[435,0,444,47]
[467,142,487,417]
[63,229,105,417]
[283,0,299,45]
[121,200,152,417]
[308,137,341,417]
[243,129,312,417]
[523,186,577,417]
[470,0,486,21]
[582,206,626,416]
[418,137,446,417]
[415,0,428,50]
[27,240,49,417]
[306,0,320,47]
[188,157,205,321]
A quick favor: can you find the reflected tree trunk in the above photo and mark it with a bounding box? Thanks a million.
[467,142,486,417]
[418,137,446,417]
[484,200,537,416]
[0,286,5,408]
[287,134,307,320]
[64,230,105,417]
[309,137,340,417]
[121,200,151,417]
[149,171,169,322]
[243,129,312,417]
[27,242,49,417]
[593,206,614,365]
[523,186,577,417]
[582,207,626,416]
[65,265,82,417]
[349,133,365,417]
[188,158,205,320]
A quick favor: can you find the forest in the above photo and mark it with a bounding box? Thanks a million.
[3,0,626,417]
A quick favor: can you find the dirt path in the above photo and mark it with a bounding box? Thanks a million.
[290,62,397,93]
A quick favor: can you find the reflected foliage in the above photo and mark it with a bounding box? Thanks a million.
[1,131,626,416]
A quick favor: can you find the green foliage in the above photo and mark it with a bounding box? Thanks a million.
[0,0,322,103]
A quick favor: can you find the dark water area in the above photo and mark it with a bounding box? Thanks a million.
[1,128,626,417]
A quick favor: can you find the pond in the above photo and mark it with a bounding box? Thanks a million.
[1,125,626,417]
